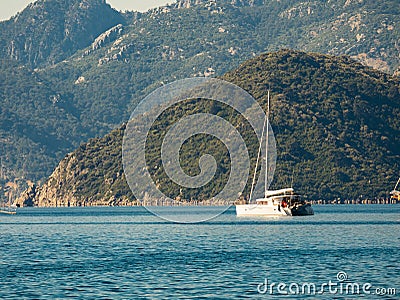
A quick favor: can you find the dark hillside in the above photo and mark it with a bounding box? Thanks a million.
[18,50,400,206]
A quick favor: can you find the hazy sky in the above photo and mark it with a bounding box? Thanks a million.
[0,0,172,21]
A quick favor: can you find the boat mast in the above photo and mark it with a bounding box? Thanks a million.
[395,177,400,191]
[249,100,267,203]
[265,90,270,199]
[1,157,3,209]
[0,157,3,181]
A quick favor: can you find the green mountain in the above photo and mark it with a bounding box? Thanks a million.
[17,50,400,206]
[0,60,86,183]
[1,0,399,193]
[0,0,124,68]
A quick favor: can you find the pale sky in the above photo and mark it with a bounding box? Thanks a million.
[0,0,172,21]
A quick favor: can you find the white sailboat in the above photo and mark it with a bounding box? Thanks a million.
[0,158,16,215]
[390,177,400,201]
[236,91,313,217]
[0,193,16,215]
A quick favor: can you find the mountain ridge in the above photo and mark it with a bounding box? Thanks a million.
[16,50,400,207]
[0,0,124,68]
[1,0,399,197]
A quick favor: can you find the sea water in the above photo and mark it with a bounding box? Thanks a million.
[0,205,399,299]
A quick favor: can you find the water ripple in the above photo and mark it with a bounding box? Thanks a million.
[0,205,399,299]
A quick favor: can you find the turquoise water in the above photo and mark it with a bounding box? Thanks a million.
[0,205,399,299]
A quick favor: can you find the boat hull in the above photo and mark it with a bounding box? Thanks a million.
[236,204,290,216]
[291,204,314,216]
[0,209,16,215]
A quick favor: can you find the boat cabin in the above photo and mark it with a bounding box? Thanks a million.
[255,188,301,205]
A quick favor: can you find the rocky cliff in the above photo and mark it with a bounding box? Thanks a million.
[16,126,136,207]
[0,0,124,68]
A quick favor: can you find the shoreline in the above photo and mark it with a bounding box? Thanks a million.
[16,200,400,208]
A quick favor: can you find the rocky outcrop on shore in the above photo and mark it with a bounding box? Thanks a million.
[16,126,137,207]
